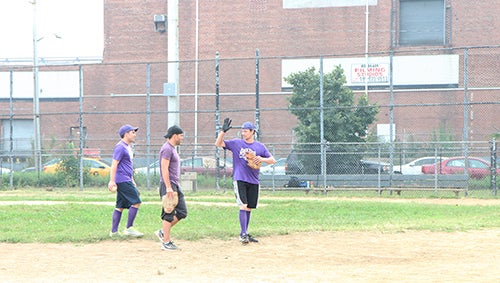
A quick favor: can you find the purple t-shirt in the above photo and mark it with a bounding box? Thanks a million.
[224,139,271,184]
[159,141,180,186]
[112,140,134,183]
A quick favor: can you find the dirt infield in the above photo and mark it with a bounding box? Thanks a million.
[1,229,499,282]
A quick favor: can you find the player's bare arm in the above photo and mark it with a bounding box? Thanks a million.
[108,159,120,190]
[261,156,276,165]
[160,157,175,197]
[215,131,226,147]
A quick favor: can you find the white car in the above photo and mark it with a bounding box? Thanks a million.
[393,156,449,175]
[0,167,12,174]
[259,158,286,175]
[135,160,161,175]
[135,157,233,177]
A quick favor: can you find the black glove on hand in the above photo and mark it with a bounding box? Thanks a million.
[222,118,232,132]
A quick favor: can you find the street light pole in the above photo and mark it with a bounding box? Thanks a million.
[167,0,179,128]
[32,0,42,180]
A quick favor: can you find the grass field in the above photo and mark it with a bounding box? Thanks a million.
[1,187,499,243]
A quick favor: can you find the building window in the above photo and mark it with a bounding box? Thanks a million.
[399,0,446,46]
[1,119,33,153]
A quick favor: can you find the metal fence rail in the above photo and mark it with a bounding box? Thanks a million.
[1,46,499,194]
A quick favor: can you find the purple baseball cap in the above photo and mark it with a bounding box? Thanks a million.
[241,122,255,130]
[119,124,138,137]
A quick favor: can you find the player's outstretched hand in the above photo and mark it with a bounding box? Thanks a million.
[222,118,232,132]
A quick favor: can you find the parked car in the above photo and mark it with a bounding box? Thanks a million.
[22,158,60,172]
[285,150,389,175]
[393,156,449,175]
[480,156,499,169]
[421,157,500,179]
[180,156,233,177]
[21,166,35,172]
[0,167,12,174]
[135,156,233,177]
[359,159,390,174]
[134,160,161,175]
[43,158,111,176]
[260,158,286,175]
[40,158,61,172]
[83,158,111,176]
[285,151,305,175]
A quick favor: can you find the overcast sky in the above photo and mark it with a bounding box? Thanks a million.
[0,0,103,60]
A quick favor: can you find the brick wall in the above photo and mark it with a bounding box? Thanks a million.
[2,0,499,160]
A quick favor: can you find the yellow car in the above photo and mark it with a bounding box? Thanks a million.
[41,159,61,173]
[43,158,111,176]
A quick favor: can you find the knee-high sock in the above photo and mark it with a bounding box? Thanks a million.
[127,206,138,228]
[246,210,251,231]
[239,210,248,236]
[111,209,122,232]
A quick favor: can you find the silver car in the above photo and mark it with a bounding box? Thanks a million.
[393,156,449,175]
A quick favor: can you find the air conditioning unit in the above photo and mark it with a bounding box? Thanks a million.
[154,14,166,23]
[154,14,166,33]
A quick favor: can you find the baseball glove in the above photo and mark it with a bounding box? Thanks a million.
[245,151,261,170]
[162,192,178,213]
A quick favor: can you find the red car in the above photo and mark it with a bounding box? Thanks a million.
[421,157,499,179]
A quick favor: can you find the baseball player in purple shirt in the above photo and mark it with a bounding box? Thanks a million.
[154,125,188,250]
[215,118,276,244]
[107,124,144,238]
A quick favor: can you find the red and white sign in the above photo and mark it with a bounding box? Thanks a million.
[351,63,389,84]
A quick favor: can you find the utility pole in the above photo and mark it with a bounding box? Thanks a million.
[167,0,180,127]
[32,0,42,181]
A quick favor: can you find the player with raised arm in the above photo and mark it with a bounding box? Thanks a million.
[215,118,276,244]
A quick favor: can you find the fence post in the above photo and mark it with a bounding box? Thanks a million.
[255,49,260,141]
[319,56,327,193]
[491,138,497,195]
[214,51,220,192]
[433,144,438,192]
[78,65,84,191]
[462,49,470,153]
[145,63,151,190]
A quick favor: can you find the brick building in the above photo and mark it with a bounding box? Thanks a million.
[1,0,499,166]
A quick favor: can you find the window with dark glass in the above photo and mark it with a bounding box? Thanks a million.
[399,0,445,46]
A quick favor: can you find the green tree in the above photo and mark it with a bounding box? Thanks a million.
[284,66,379,174]
[285,65,378,143]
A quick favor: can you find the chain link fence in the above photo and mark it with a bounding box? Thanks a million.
[0,46,499,194]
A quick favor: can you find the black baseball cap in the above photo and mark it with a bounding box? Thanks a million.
[164,125,184,138]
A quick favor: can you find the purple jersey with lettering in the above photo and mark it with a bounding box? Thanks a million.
[159,141,180,186]
[224,139,271,184]
[112,140,134,183]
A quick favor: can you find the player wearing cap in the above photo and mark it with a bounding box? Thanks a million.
[215,118,276,244]
[154,125,188,250]
[107,124,144,238]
